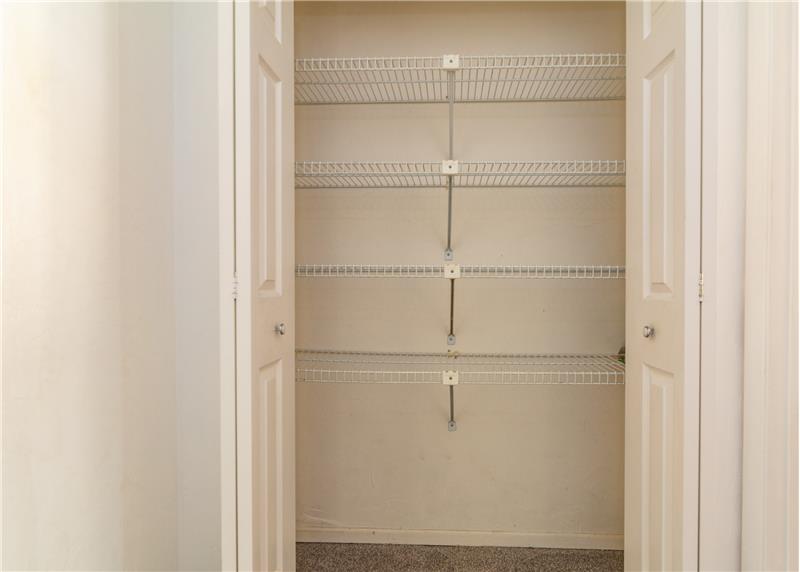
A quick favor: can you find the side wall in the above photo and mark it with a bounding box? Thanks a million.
[2,3,222,569]
[173,3,223,570]
[3,4,126,568]
[119,4,178,567]
[3,3,179,569]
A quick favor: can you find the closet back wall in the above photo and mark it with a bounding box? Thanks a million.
[295,2,625,549]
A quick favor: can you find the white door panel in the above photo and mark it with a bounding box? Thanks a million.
[235,1,295,570]
[626,1,701,570]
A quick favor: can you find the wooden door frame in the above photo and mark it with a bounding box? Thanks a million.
[700,2,797,568]
[216,2,798,569]
[218,2,237,570]
[740,2,798,570]
[699,2,747,568]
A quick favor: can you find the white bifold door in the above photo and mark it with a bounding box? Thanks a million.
[625,1,701,571]
[234,1,296,570]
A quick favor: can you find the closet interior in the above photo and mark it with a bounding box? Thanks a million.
[294,1,626,549]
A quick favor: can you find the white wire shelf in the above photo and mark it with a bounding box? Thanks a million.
[295,160,626,189]
[296,264,625,279]
[296,350,625,385]
[296,161,442,188]
[295,53,626,105]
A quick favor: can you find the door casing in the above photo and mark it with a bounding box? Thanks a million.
[216,2,790,570]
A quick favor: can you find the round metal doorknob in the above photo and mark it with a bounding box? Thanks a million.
[642,325,655,339]
[274,323,286,336]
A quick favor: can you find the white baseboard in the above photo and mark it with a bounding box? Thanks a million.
[297,526,623,551]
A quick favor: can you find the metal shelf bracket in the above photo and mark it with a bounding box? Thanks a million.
[443,370,459,385]
[442,54,461,69]
[444,264,461,279]
[441,160,459,175]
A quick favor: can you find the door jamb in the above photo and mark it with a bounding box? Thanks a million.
[699,2,747,568]
[217,3,799,570]
[740,3,798,570]
[699,3,799,568]
[218,1,237,570]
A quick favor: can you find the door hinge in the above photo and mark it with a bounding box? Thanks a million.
[698,273,704,302]
[232,273,239,300]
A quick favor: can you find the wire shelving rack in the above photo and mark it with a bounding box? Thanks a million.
[295,53,626,105]
[295,264,626,279]
[295,160,626,189]
[296,350,625,385]
[294,52,627,430]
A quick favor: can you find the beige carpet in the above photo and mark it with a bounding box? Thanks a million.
[297,542,623,572]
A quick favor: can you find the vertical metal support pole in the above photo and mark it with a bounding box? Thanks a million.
[445,178,454,260]
[444,69,455,261]
[448,386,456,431]
[448,69,454,159]
[444,59,459,432]
[447,278,456,345]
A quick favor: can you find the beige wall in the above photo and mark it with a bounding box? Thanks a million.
[295,1,626,549]
[2,3,221,569]
[3,4,126,568]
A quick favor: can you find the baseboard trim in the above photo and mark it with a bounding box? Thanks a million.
[297,526,623,551]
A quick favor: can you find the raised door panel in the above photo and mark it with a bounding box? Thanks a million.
[256,60,283,296]
[253,360,284,572]
[642,364,676,571]
[643,54,675,299]
[257,0,283,44]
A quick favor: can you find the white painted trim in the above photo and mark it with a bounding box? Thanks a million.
[218,2,237,570]
[741,2,799,570]
[0,3,5,569]
[683,7,704,567]
[699,3,747,569]
[232,2,254,566]
[297,527,623,551]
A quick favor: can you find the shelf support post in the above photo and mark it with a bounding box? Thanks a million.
[448,277,456,345]
[448,386,457,431]
[443,370,458,431]
[448,68,454,159]
[444,60,457,261]
[445,177,454,260]
[444,264,460,345]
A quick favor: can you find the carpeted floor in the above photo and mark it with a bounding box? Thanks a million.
[296,542,623,572]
